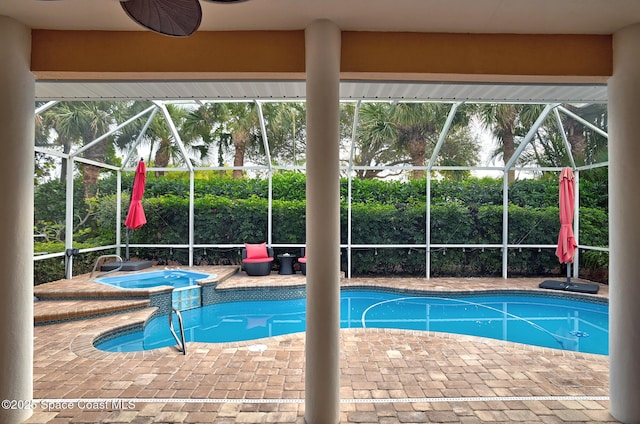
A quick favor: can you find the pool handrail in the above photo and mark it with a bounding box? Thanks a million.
[90,254,124,278]
[169,308,186,355]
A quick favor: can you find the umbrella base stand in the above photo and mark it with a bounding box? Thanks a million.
[101,260,153,272]
[538,280,599,294]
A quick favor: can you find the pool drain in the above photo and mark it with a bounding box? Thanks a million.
[570,330,590,338]
[248,344,268,352]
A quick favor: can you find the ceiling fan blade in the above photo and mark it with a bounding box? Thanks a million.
[120,0,202,37]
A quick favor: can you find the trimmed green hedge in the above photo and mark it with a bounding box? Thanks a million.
[94,194,607,277]
[34,173,609,284]
[96,171,608,209]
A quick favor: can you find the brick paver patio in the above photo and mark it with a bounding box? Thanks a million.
[26,268,615,423]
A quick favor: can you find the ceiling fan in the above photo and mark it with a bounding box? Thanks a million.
[120,0,249,37]
[39,0,249,38]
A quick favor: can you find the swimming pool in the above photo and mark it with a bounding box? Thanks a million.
[95,270,213,310]
[96,290,608,355]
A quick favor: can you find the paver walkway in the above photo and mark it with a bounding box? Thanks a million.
[25,269,615,423]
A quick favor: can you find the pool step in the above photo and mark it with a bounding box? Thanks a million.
[33,265,242,323]
[34,299,151,325]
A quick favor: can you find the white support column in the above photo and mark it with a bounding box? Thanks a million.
[573,170,580,279]
[189,171,194,266]
[608,22,640,423]
[426,176,431,278]
[64,159,74,278]
[304,19,341,424]
[501,171,509,279]
[0,16,34,423]
[347,101,361,280]
[116,171,122,258]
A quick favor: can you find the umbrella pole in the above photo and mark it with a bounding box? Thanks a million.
[566,262,571,284]
[126,228,130,261]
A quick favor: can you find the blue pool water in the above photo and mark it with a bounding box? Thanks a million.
[95,270,211,289]
[96,290,608,355]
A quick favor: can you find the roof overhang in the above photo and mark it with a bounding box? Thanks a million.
[35,80,608,104]
[30,30,611,104]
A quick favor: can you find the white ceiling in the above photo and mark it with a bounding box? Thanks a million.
[2,0,640,34]
[3,0,626,102]
[35,80,608,103]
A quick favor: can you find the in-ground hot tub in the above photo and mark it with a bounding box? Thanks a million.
[95,270,215,310]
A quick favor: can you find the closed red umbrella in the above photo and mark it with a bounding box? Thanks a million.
[555,167,576,263]
[555,167,577,274]
[540,167,597,293]
[124,159,147,260]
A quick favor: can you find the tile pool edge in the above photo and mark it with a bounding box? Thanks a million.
[71,308,160,359]
[341,285,609,305]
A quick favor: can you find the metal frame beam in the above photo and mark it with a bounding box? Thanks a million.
[34,99,610,281]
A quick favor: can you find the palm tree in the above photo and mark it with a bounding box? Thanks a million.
[182,102,230,167]
[225,103,261,179]
[34,103,60,183]
[39,101,116,198]
[152,104,193,173]
[351,102,478,180]
[480,103,607,179]
[517,103,608,174]
[478,104,520,183]
[390,102,476,180]
[182,102,269,178]
[115,102,199,175]
[261,102,306,166]
[478,104,544,183]
[559,103,608,166]
[353,102,402,179]
[182,102,263,177]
